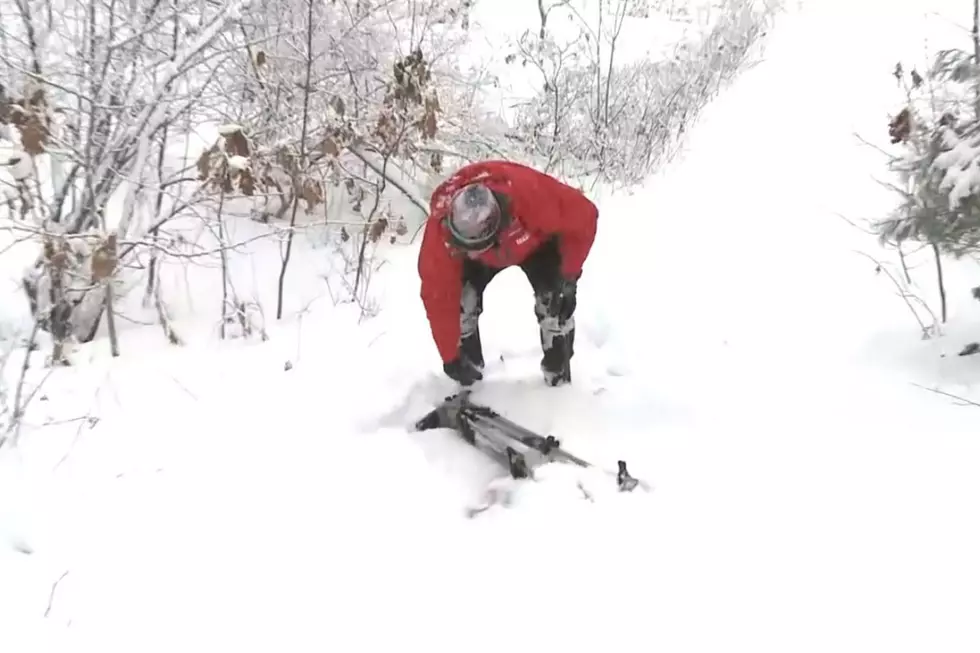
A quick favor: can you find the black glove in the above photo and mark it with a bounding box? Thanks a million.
[444,356,483,386]
[546,276,578,322]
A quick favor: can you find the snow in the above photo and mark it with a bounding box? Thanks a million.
[217,123,245,137]
[227,154,250,171]
[935,126,980,208]
[4,0,980,651]
[0,150,33,182]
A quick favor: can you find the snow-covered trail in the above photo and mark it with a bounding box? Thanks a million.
[1,311,662,652]
[598,2,936,365]
[584,2,980,647]
[5,2,980,651]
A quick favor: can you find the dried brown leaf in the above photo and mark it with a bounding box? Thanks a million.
[321,136,340,156]
[302,179,323,209]
[196,147,213,180]
[429,151,443,172]
[276,147,297,175]
[422,110,437,140]
[368,217,388,243]
[46,240,69,271]
[425,94,440,114]
[888,107,911,144]
[20,112,47,155]
[90,234,117,282]
[239,169,256,196]
[224,129,250,157]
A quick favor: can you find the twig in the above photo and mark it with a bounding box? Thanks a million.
[853,131,896,159]
[347,144,428,215]
[8,321,45,448]
[275,0,316,321]
[154,279,183,345]
[216,184,229,340]
[53,396,103,472]
[834,210,879,236]
[44,570,70,618]
[854,249,937,337]
[931,242,948,323]
[104,278,120,357]
[897,242,913,284]
[911,382,980,408]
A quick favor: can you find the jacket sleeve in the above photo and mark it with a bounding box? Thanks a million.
[418,216,463,363]
[533,177,599,279]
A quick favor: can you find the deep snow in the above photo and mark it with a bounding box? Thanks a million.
[4,1,980,651]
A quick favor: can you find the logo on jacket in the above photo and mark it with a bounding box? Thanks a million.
[505,221,531,246]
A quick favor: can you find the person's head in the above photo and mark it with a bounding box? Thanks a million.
[445,183,501,257]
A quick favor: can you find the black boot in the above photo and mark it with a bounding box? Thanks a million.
[460,328,485,371]
[542,362,571,387]
[540,328,573,386]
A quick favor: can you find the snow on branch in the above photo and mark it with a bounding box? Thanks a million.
[502,0,777,187]
[0,0,781,362]
[875,52,980,259]
[0,0,258,358]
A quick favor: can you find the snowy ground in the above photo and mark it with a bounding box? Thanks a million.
[4,0,980,651]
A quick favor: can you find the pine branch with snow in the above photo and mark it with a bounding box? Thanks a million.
[876,53,980,258]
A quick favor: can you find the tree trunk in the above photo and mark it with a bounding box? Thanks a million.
[973,0,979,117]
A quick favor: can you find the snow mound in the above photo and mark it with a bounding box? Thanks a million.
[465,460,653,519]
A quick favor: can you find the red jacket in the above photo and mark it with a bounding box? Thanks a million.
[418,160,598,363]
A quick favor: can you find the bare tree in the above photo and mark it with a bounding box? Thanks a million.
[275,0,317,320]
[505,0,777,187]
[197,0,475,315]
[1,0,256,360]
[973,0,979,115]
[0,0,776,361]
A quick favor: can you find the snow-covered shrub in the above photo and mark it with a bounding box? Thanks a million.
[0,0,255,357]
[876,52,980,257]
[0,0,780,355]
[216,5,469,227]
[183,0,482,313]
[504,0,778,188]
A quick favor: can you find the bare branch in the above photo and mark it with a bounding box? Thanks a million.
[43,570,70,618]
[911,382,980,408]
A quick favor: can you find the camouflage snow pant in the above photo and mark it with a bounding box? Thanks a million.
[458,238,575,386]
